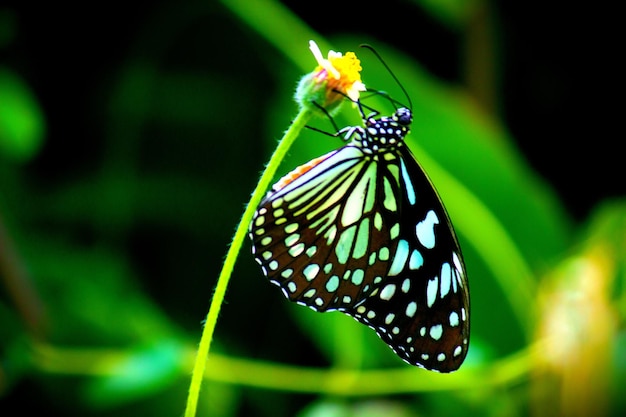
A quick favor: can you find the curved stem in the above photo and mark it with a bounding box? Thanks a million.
[184,107,313,417]
[34,338,539,394]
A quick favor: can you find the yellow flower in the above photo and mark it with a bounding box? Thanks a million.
[295,40,366,113]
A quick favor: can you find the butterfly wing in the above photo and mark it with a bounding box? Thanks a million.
[250,145,401,312]
[250,141,469,372]
[346,145,470,372]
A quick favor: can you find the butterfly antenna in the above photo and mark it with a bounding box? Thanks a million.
[360,44,413,110]
[310,101,340,132]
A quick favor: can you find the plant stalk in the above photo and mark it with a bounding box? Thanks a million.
[184,107,313,417]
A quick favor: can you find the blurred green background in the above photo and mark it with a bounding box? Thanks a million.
[1,1,624,416]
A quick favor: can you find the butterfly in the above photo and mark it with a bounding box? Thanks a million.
[249,98,469,372]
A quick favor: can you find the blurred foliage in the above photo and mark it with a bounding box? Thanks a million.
[0,0,624,416]
[0,68,44,161]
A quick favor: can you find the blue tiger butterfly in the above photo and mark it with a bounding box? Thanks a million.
[249,62,469,372]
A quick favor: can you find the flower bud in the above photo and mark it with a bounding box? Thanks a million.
[295,40,366,115]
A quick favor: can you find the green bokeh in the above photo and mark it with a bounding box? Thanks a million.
[1,1,624,417]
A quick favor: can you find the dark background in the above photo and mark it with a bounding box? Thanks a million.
[1,1,623,416]
[3,2,621,220]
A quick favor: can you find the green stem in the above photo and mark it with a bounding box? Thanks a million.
[184,106,313,417]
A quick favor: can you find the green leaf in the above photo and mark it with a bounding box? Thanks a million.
[298,399,415,417]
[83,340,186,407]
[410,0,474,29]
[0,68,45,161]
[25,238,177,343]
[290,304,397,368]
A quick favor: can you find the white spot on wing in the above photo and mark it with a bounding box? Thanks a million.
[388,239,409,276]
[401,278,410,293]
[303,264,320,281]
[405,301,417,317]
[400,159,416,205]
[380,284,396,301]
[429,324,443,340]
[409,249,423,270]
[426,276,439,308]
[449,311,459,327]
[415,210,439,249]
[440,262,452,298]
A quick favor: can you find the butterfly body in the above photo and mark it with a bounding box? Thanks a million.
[250,107,469,372]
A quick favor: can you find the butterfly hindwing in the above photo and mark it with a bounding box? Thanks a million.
[346,145,469,372]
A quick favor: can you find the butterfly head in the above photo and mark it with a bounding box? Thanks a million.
[395,107,412,127]
[358,107,413,153]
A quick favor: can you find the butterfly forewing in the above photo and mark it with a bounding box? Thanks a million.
[251,145,401,312]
